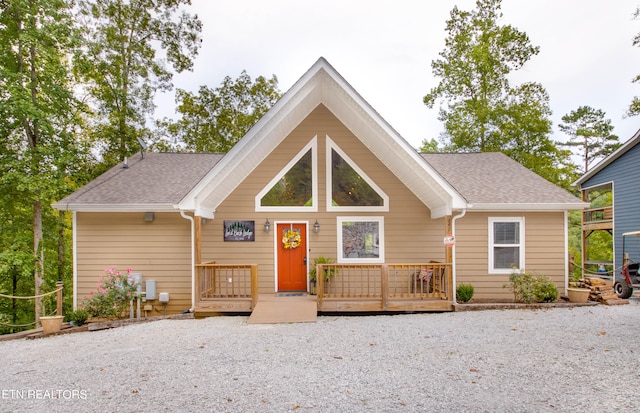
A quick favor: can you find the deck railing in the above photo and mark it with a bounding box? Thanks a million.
[195,263,258,307]
[583,206,613,223]
[316,263,451,309]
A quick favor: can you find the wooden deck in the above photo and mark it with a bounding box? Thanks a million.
[193,263,454,317]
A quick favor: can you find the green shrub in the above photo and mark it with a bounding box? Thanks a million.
[456,283,474,303]
[64,309,88,326]
[505,270,558,303]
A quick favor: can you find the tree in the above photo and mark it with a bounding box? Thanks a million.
[423,0,573,187]
[419,138,440,152]
[162,71,281,152]
[629,7,640,116]
[0,0,89,327]
[76,0,202,165]
[558,106,621,174]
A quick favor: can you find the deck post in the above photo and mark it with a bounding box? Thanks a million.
[194,216,203,265]
[381,265,389,310]
[251,265,259,309]
[445,215,454,301]
[316,265,324,308]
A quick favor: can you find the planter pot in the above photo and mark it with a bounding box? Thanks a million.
[40,316,64,334]
[567,287,591,303]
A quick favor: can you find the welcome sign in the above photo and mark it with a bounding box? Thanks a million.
[223,220,255,241]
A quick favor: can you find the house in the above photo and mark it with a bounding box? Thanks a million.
[53,58,586,315]
[575,128,640,281]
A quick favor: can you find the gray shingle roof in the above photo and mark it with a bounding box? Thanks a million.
[421,152,583,206]
[54,150,583,211]
[54,153,223,209]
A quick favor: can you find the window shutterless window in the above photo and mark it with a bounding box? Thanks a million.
[488,217,524,274]
[337,217,384,263]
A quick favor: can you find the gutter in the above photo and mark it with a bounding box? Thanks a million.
[179,210,195,312]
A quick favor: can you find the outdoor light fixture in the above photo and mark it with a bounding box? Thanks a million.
[313,220,320,233]
[264,218,271,233]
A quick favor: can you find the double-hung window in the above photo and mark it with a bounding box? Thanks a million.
[488,217,524,273]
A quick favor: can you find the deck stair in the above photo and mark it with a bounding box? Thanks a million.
[247,293,317,324]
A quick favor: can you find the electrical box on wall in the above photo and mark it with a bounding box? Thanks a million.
[145,280,156,300]
[159,292,170,303]
[130,273,143,295]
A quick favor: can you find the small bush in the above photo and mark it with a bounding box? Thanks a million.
[64,309,88,326]
[505,270,558,303]
[456,283,474,303]
[82,267,139,319]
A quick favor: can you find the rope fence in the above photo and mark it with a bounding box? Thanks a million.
[0,283,64,329]
[0,286,63,300]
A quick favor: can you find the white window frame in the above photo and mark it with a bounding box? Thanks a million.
[326,136,389,212]
[255,136,318,212]
[337,216,385,263]
[488,217,525,274]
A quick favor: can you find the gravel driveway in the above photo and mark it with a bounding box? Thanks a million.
[2,298,640,412]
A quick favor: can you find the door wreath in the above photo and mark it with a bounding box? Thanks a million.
[282,228,301,249]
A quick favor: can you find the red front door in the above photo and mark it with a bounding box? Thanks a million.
[277,223,308,291]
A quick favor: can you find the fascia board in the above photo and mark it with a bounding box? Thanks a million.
[51,203,178,212]
[468,202,590,211]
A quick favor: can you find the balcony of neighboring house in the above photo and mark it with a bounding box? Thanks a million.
[580,184,614,278]
[582,205,613,231]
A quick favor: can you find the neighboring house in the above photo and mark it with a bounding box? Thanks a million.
[575,128,640,279]
[54,58,586,315]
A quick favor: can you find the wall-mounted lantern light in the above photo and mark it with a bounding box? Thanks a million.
[264,218,271,233]
[313,219,320,233]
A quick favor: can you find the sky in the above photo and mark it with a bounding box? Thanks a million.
[159,0,640,150]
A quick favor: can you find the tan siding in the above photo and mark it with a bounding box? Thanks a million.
[76,212,192,315]
[455,211,566,301]
[205,105,446,293]
[75,105,569,308]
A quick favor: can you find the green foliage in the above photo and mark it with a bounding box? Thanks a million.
[64,309,88,326]
[309,256,337,282]
[420,138,441,152]
[0,0,92,330]
[456,283,474,303]
[163,71,281,152]
[558,106,621,174]
[81,267,139,319]
[76,0,202,164]
[424,0,575,190]
[504,270,558,303]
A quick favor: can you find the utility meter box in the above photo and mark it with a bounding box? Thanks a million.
[145,280,156,300]
[158,292,170,303]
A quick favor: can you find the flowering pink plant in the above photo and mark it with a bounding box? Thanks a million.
[81,267,139,319]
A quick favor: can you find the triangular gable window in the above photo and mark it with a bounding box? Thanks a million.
[326,136,388,211]
[255,137,318,211]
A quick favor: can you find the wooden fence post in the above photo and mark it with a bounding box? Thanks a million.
[56,281,63,317]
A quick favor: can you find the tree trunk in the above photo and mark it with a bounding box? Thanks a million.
[34,199,44,325]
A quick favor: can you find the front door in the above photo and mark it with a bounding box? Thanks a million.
[277,222,308,291]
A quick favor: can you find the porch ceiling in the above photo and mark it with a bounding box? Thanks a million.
[179,57,463,219]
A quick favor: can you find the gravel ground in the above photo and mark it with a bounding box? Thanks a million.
[2,298,640,413]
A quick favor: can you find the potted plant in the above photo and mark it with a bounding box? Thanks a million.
[309,256,337,283]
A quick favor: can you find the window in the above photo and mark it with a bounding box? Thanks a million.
[337,217,384,263]
[255,137,317,211]
[326,136,388,211]
[488,217,524,273]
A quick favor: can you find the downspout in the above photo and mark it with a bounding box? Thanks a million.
[451,208,467,304]
[179,210,195,312]
[72,211,78,310]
